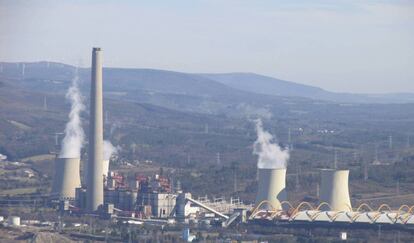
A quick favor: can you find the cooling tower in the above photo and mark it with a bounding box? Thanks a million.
[51,157,81,199]
[319,169,352,212]
[87,47,104,211]
[255,168,287,210]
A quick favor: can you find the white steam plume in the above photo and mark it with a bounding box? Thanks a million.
[253,119,289,169]
[103,140,118,161]
[59,69,85,158]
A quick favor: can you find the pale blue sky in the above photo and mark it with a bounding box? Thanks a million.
[0,0,413,93]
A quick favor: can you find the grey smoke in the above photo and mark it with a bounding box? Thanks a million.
[103,140,118,161]
[59,69,85,158]
[253,119,289,169]
[237,103,273,120]
[110,122,121,136]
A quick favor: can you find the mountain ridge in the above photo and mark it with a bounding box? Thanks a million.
[1,61,414,104]
[200,72,414,103]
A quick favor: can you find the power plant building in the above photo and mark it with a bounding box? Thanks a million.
[137,193,177,218]
[104,189,138,211]
[86,47,104,212]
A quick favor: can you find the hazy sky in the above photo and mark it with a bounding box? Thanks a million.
[1,0,413,93]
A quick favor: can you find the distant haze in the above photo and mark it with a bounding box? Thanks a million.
[0,1,413,93]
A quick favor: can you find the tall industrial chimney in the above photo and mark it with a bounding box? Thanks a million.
[83,159,109,187]
[51,157,81,199]
[87,47,104,211]
[319,169,352,212]
[255,168,287,210]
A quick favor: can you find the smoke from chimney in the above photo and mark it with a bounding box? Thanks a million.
[103,140,118,161]
[253,119,289,169]
[59,68,85,158]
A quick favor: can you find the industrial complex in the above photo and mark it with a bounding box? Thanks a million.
[1,47,414,242]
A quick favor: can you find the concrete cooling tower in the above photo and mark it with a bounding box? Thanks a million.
[51,157,81,199]
[319,169,352,212]
[255,168,287,210]
[87,47,104,212]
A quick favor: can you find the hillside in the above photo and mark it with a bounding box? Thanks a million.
[1,61,414,201]
[0,62,308,116]
[3,62,414,107]
[202,73,414,103]
[0,62,246,97]
[201,72,326,98]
